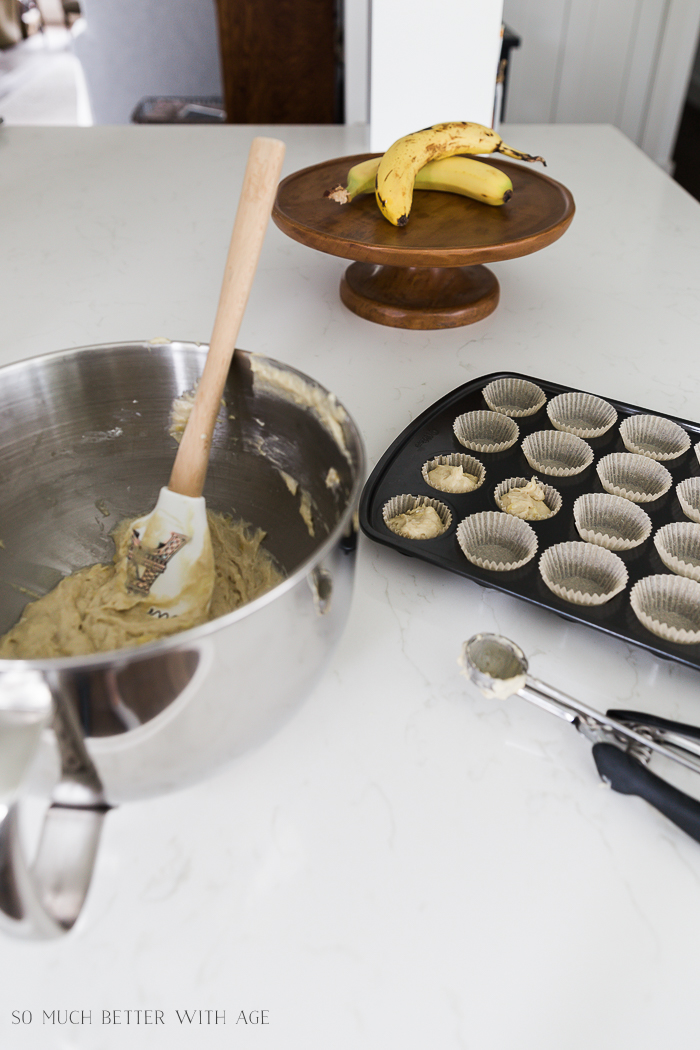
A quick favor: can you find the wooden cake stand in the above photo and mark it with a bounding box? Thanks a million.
[272,154,575,330]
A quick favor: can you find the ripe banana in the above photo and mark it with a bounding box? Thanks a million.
[327,155,513,207]
[374,121,545,226]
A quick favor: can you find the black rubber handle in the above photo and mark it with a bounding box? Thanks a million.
[606,709,700,742]
[592,742,700,844]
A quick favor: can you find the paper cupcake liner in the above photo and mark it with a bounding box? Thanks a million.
[546,391,617,438]
[422,453,485,494]
[573,492,652,551]
[677,477,700,523]
[482,377,546,418]
[695,440,700,467]
[521,430,594,476]
[539,541,628,605]
[596,453,672,503]
[456,511,537,571]
[494,476,562,521]
[619,414,690,461]
[453,410,519,453]
[382,494,451,540]
[654,522,700,582]
[630,574,700,644]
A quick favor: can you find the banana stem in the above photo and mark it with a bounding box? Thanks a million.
[496,145,546,166]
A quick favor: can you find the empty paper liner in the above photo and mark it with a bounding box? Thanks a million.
[453,410,519,453]
[654,522,700,582]
[521,430,593,476]
[482,377,546,418]
[456,511,538,571]
[546,390,617,439]
[630,575,700,645]
[573,492,652,551]
[359,370,700,673]
[677,477,700,523]
[596,453,672,503]
[619,413,691,461]
[539,541,628,606]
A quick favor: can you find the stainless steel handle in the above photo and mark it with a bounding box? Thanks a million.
[0,672,111,939]
[0,801,108,938]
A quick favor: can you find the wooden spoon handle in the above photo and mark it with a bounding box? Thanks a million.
[168,136,286,498]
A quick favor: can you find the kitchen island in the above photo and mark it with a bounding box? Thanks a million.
[1,121,700,1049]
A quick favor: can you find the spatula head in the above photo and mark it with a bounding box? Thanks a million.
[125,487,214,618]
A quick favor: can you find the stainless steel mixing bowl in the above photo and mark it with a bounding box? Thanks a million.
[0,340,365,937]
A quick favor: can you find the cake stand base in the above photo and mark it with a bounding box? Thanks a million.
[339,262,500,330]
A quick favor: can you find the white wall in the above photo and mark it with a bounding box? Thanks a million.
[502,0,700,170]
[367,0,505,151]
[344,0,370,126]
[73,0,222,124]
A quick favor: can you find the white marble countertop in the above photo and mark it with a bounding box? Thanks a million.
[1,122,700,1049]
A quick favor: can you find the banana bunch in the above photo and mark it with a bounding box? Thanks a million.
[327,121,545,227]
[376,121,545,226]
[334,154,514,208]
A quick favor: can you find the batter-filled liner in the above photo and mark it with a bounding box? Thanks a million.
[421,453,485,494]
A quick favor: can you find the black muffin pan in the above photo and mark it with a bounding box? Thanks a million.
[359,371,700,672]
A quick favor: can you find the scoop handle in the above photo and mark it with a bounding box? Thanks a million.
[592,742,700,844]
[606,709,700,742]
[168,136,286,498]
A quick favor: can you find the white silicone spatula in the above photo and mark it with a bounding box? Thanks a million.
[122,136,286,617]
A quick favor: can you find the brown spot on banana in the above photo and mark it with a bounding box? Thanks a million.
[375,181,389,211]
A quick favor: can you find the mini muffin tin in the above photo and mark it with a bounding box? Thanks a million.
[358,371,700,672]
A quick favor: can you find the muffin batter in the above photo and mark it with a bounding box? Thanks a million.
[0,512,284,660]
[427,463,479,493]
[500,478,552,521]
[387,505,445,539]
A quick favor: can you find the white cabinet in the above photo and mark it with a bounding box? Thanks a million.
[502,0,700,170]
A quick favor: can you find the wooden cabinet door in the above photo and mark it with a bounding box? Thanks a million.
[215,0,342,124]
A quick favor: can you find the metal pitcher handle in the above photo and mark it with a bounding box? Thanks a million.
[0,671,111,939]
